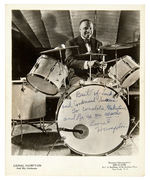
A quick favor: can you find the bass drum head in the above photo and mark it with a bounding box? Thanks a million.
[57,85,130,156]
[27,74,58,95]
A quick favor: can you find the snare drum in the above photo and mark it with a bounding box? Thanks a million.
[56,84,130,155]
[12,80,46,120]
[26,55,68,95]
[108,55,140,88]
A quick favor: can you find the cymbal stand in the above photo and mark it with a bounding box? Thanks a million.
[115,45,119,90]
[127,86,130,105]
[59,49,63,75]
[89,54,92,81]
[98,48,106,86]
[59,49,67,88]
[102,55,106,86]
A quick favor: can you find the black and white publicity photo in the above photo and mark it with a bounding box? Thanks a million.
[5,5,145,176]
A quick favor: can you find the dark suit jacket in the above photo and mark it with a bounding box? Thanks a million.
[65,36,102,80]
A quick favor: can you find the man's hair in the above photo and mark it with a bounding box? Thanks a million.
[79,19,93,26]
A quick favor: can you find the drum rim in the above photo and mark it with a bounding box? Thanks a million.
[26,74,58,95]
[61,139,125,156]
[56,84,130,156]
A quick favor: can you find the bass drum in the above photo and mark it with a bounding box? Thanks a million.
[56,84,130,156]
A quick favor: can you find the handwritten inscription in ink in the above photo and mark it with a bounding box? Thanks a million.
[61,87,128,134]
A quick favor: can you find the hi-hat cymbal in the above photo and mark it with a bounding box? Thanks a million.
[40,46,79,54]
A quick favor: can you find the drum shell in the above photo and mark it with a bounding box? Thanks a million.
[108,55,140,87]
[26,55,68,95]
[56,84,130,155]
[12,81,46,120]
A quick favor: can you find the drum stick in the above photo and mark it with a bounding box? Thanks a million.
[105,58,119,64]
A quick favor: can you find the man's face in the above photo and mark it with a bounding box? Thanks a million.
[79,21,93,39]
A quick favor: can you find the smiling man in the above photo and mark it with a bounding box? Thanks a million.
[65,19,106,86]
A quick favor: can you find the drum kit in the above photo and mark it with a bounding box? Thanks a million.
[12,42,140,156]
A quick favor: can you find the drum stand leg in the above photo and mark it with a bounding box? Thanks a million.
[127,87,130,105]
[40,117,46,133]
[20,119,23,144]
[47,137,62,156]
[11,119,23,144]
[42,117,46,132]
[11,119,15,136]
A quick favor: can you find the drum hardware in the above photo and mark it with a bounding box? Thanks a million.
[113,88,127,100]
[66,95,71,100]
[45,61,58,80]
[11,117,48,144]
[127,87,130,105]
[89,53,92,81]
[47,136,62,156]
[120,119,139,144]
[73,124,89,139]
[59,127,83,134]
[60,136,66,141]
[34,62,39,69]
[102,53,106,85]
[130,116,139,129]
[79,79,87,87]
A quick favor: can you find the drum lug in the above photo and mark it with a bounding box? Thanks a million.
[62,92,71,100]
[63,143,68,147]
[61,137,67,146]
[41,54,48,59]
[79,80,85,87]
[113,88,127,99]
[66,95,71,100]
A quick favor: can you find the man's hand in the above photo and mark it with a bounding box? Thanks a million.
[99,61,107,70]
[84,60,107,70]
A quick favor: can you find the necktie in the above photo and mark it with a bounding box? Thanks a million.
[84,39,91,52]
[84,38,90,44]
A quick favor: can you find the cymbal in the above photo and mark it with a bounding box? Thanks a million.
[99,41,140,50]
[40,46,79,54]
[99,44,133,50]
[78,52,107,56]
